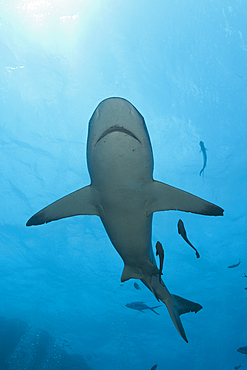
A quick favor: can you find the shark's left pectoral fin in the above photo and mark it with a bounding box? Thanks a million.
[26,185,99,226]
[148,181,224,216]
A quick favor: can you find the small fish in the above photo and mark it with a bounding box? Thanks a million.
[125,302,162,315]
[237,346,247,354]
[177,219,200,258]
[228,259,241,268]
[234,364,242,369]
[155,241,164,282]
[134,282,142,291]
[151,365,158,370]
[199,141,207,176]
[244,287,247,290]
[242,273,247,278]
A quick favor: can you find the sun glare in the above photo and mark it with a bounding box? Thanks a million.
[11,0,99,53]
[16,1,52,20]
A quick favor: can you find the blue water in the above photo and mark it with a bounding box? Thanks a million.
[1,1,247,369]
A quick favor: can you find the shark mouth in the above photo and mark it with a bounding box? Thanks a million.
[95,126,141,147]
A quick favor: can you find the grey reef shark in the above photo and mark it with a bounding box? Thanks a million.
[26,97,224,342]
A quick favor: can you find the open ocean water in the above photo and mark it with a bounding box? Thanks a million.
[1,1,247,369]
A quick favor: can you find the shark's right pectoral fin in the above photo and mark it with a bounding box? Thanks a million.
[148,181,224,216]
[26,185,99,226]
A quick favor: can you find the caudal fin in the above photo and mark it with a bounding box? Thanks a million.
[164,294,202,343]
[141,267,202,342]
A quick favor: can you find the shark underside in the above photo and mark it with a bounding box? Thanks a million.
[26,97,224,342]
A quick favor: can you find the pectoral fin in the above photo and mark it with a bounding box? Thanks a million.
[26,185,99,226]
[147,181,224,216]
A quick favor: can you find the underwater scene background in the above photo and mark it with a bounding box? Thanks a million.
[1,1,247,369]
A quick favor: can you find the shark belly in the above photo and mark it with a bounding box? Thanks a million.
[100,203,155,281]
[90,130,159,281]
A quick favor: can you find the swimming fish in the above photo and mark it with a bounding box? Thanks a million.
[242,273,247,278]
[199,141,207,176]
[26,97,224,342]
[151,365,158,370]
[155,241,164,282]
[234,364,242,369]
[177,219,200,258]
[125,302,162,315]
[228,259,241,268]
[134,282,142,291]
[237,346,247,354]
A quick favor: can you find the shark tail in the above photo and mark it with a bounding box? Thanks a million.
[163,294,202,343]
[142,250,203,342]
